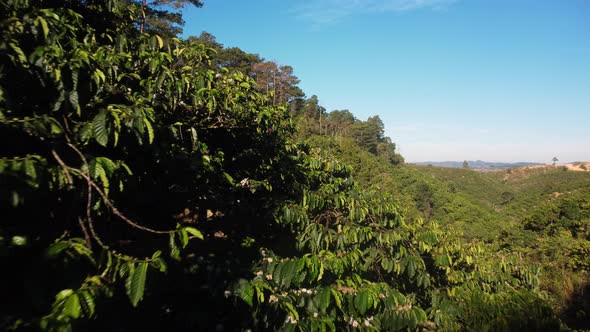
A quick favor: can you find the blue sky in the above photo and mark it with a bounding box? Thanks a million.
[182,0,590,163]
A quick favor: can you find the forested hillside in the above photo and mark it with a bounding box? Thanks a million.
[0,1,585,331]
[307,134,590,329]
[414,165,590,328]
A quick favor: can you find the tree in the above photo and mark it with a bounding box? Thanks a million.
[377,137,404,165]
[296,95,326,135]
[366,115,385,141]
[188,31,223,49]
[138,0,204,38]
[350,116,385,154]
[325,110,355,137]
[463,160,469,168]
[553,157,559,166]
[189,31,262,74]
[251,61,304,105]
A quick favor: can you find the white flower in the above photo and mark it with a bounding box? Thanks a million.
[256,271,263,277]
[265,274,273,280]
[313,312,318,318]
[269,295,279,303]
[286,315,298,324]
[224,290,231,298]
[351,320,359,328]
[266,257,273,263]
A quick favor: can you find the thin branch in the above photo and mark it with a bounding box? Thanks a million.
[72,167,172,234]
[52,145,173,235]
[78,217,92,249]
[51,149,73,185]
[53,148,109,248]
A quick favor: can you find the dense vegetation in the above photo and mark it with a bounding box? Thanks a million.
[1,1,586,331]
[309,134,590,329]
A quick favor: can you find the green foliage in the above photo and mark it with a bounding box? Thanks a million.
[405,165,590,328]
[125,262,149,307]
[0,1,293,330]
[229,149,559,331]
[0,1,571,331]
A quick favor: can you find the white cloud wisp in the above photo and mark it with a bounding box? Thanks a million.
[295,0,457,26]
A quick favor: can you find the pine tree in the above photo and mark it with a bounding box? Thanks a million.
[138,0,203,38]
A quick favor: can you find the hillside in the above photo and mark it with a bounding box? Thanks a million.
[306,135,590,328]
[403,164,590,328]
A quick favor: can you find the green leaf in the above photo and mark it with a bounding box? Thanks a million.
[151,257,167,273]
[92,111,109,146]
[93,69,106,85]
[126,262,148,307]
[79,123,93,142]
[62,292,81,319]
[9,42,27,64]
[330,289,343,310]
[318,287,331,312]
[23,158,36,179]
[282,301,300,321]
[169,233,180,260]
[55,289,74,303]
[318,261,324,281]
[96,157,116,175]
[236,280,254,306]
[68,90,79,113]
[119,262,130,279]
[354,289,371,315]
[36,16,49,39]
[279,261,297,288]
[155,35,164,49]
[143,117,154,144]
[47,241,70,257]
[223,172,235,185]
[78,290,96,317]
[88,158,109,194]
[88,158,105,179]
[178,229,189,248]
[184,227,204,240]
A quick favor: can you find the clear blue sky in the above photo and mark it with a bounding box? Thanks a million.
[182,0,590,163]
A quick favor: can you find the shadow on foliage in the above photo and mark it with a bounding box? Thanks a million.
[562,279,590,330]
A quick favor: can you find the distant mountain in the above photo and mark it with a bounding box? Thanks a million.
[412,160,543,170]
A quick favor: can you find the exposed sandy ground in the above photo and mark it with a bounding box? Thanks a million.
[521,162,590,172]
[502,162,590,181]
[565,162,590,171]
